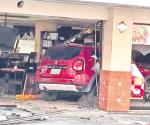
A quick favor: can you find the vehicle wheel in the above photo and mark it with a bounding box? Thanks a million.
[59,92,81,101]
[78,84,97,107]
[144,92,150,102]
[41,91,58,101]
[144,75,150,102]
[86,84,97,106]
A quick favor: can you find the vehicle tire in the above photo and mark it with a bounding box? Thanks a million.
[41,91,58,101]
[144,92,150,102]
[78,84,97,107]
[144,75,150,102]
[85,84,97,106]
[59,92,81,101]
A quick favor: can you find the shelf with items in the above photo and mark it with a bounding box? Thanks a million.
[40,31,58,55]
[42,40,53,48]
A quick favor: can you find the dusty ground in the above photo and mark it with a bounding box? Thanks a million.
[0,96,150,125]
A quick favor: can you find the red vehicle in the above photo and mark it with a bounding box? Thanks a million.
[34,43,100,101]
[131,50,150,101]
[34,25,100,103]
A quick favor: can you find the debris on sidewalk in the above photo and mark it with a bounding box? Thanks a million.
[0,107,49,125]
[80,117,90,120]
[0,96,150,125]
[134,121,148,125]
[0,115,7,121]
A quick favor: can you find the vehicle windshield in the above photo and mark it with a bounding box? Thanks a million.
[44,45,81,60]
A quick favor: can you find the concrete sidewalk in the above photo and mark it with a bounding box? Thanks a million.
[0,96,150,125]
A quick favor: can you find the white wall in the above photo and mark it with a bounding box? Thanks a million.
[0,0,109,20]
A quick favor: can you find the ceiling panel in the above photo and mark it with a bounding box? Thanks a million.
[0,12,99,27]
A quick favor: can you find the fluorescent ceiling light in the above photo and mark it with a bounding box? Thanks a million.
[78,0,150,7]
[35,0,150,8]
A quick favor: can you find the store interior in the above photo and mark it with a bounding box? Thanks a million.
[0,12,102,95]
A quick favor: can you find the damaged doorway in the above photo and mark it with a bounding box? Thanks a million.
[0,12,103,108]
[131,23,150,110]
[34,21,103,107]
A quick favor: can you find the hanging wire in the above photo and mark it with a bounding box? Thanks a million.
[98,20,103,104]
[94,21,99,105]
[4,13,7,27]
[94,20,102,105]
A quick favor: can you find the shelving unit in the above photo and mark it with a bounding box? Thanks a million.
[40,31,58,55]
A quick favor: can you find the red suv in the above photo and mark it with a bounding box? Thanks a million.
[34,43,100,102]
